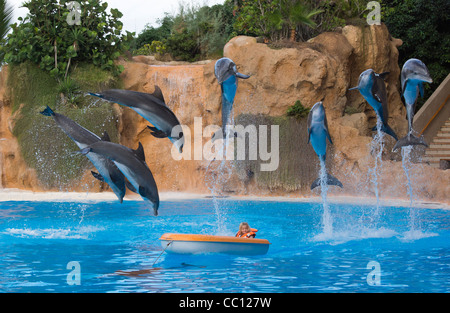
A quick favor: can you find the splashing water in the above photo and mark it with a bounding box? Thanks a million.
[399,145,432,240]
[205,130,235,235]
[319,158,333,236]
[368,118,385,224]
[401,146,414,207]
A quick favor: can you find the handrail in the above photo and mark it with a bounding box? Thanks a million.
[420,94,450,135]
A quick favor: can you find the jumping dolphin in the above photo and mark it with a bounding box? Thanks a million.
[79,141,160,216]
[212,57,250,140]
[307,102,343,190]
[89,86,184,153]
[349,69,398,141]
[392,58,433,151]
[40,106,128,202]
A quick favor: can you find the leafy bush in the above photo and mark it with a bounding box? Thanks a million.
[2,0,133,78]
[286,100,310,119]
[382,0,450,109]
[133,41,167,56]
[164,28,200,62]
[133,1,235,61]
[135,14,173,49]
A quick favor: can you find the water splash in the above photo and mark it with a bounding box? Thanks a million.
[400,145,427,239]
[318,158,333,236]
[367,119,385,224]
[401,146,414,207]
[205,134,235,236]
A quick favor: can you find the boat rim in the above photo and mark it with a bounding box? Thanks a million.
[159,233,271,245]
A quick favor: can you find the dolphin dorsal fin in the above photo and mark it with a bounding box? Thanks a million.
[101,131,111,142]
[133,142,146,162]
[151,85,166,105]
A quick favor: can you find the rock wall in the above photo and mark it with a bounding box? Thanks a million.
[0,24,448,202]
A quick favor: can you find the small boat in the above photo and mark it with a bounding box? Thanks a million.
[159,233,271,255]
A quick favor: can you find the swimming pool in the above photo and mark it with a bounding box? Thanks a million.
[0,198,449,292]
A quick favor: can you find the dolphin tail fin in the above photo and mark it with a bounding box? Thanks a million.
[372,124,398,141]
[311,173,343,190]
[40,106,55,117]
[392,133,428,152]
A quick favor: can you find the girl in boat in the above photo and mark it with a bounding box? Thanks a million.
[235,222,257,238]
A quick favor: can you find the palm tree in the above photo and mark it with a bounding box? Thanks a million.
[0,0,13,63]
[0,0,13,40]
[281,0,323,42]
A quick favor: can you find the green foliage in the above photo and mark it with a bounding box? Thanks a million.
[0,0,12,40]
[57,77,80,105]
[164,28,200,62]
[3,0,133,78]
[382,0,450,109]
[135,14,174,49]
[286,100,310,119]
[233,0,323,41]
[133,1,235,61]
[0,0,13,63]
[133,41,167,56]
[8,61,121,188]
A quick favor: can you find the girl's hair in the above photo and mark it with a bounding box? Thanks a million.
[239,222,250,231]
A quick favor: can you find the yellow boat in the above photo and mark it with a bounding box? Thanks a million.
[159,233,271,255]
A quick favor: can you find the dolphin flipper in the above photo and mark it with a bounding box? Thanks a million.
[78,147,91,155]
[147,126,168,138]
[392,133,428,151]
[371,124,398,141]
[311,173,343,190]
[91,171,105,182]
[236,72,250,79]
[125,180,137,193]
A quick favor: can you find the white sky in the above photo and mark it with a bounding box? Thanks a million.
[7,0,226,35]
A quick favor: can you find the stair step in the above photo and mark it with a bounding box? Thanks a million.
[434,138,450,143]
[436,132,450,137]
[425,151,450,156]
[429,144,450,149]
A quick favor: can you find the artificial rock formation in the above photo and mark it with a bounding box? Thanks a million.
[0,24,448,203]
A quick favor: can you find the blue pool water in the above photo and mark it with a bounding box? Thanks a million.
[0,199,449,293]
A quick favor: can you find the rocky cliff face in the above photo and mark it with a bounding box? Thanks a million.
[1,24,448,202]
